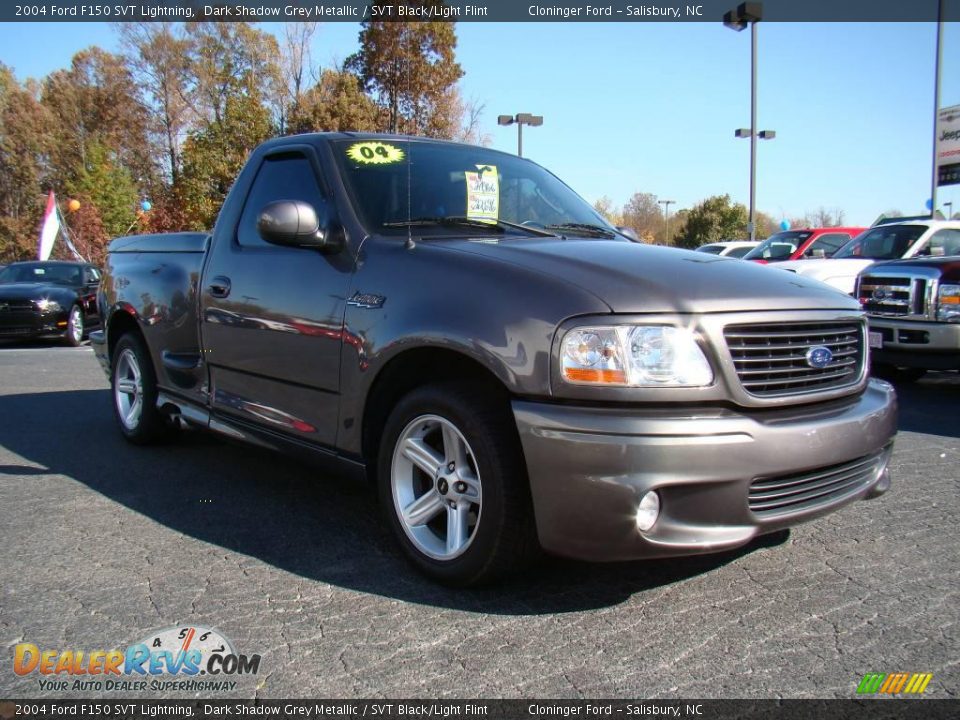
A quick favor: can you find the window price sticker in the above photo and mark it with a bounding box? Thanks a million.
[346,141,405,165]
[465,165,499,222]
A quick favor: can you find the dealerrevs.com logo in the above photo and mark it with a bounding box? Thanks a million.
[13,626,261,692]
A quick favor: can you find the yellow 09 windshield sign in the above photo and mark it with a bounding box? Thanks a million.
[347,141,405,165]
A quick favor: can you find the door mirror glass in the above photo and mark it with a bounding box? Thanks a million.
[257,200,339,252]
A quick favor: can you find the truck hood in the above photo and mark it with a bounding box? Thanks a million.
[437,238,860,313]
[773,258,875,295]
[869,256,960,274]
[776,258,875,277]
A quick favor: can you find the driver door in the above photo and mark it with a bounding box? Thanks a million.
[199,148,353,448]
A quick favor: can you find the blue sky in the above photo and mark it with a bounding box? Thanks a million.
[2,20,958,226]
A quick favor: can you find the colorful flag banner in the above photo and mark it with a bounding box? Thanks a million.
[38,190,60,261]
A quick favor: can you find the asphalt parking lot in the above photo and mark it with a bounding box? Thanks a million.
[0,341,957,700]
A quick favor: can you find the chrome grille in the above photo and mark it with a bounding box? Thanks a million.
[0,299,36,310]
[857,276,918,317]
[859,271,936,320]
[749,449,887,516]
[724,321,864,397]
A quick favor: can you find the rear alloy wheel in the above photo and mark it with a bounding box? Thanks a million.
[378,382,538,585]
[64,305,84,346]
[111,333,172,444]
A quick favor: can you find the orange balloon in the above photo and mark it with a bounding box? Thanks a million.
[67,199,81,213]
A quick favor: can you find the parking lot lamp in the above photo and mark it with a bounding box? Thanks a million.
[498,113,544,157]
[724,3,774,242]
[658,199,676,244]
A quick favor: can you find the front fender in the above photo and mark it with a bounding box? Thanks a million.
[334,236,610,455]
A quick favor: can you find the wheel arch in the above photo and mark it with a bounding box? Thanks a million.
[106,305,144,362]
[360,346,512,472]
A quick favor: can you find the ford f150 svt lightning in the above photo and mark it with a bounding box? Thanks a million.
[92,134,897,585]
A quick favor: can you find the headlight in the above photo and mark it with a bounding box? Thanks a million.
[561,325,713,387]
[937,284,960,322]
[35,298,61,312]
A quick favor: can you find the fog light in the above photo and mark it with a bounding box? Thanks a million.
[636,490,660,532]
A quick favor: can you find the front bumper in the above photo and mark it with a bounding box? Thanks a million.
[0,308,69,339]
[513,379,897,561]
[868,316,960,370]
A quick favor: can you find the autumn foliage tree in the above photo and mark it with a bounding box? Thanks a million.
[288,69,382,134]
[347,10,464,136]
[674,195,749,249]
[0,63,50,261]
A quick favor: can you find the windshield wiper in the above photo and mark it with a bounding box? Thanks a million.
[383,216,557,237]
[545,223,619,239]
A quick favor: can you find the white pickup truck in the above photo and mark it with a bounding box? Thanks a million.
[775,220,960,295]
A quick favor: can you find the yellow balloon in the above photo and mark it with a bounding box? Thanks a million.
[67,199,81,213]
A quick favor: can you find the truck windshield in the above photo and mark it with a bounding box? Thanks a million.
[743,231,812,261]
[330,138,615,238]
[833,225,926,260]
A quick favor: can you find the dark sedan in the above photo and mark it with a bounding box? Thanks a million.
[0,261,101,346]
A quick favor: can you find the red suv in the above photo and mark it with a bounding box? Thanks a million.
[744,227,866,264]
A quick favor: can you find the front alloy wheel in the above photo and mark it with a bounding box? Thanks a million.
[65,306,84,346]
[392,414,483,561]
[378,382,538,585]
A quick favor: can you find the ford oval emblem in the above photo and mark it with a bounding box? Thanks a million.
[806,345,833,369]
[872,287,889,301]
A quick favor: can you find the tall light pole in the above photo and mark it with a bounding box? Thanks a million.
[931,0,944,218]
[724,2,775,242]
[498,113,543,157]
[658,199,675,245]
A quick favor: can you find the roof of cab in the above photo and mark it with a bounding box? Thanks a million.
[259,132,525,162]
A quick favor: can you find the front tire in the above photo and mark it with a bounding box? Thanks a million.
[378,382,538,586]
[63,305,84,347]
[111,333,172,444]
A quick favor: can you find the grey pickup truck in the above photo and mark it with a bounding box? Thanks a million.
[92,133,897,585]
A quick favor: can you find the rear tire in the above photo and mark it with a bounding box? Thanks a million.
[378,382,539,586]
[111,332,172,444]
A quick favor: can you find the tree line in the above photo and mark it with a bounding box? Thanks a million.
[594,192,851,249]
[0,15,859,265]
[0,16,477,264]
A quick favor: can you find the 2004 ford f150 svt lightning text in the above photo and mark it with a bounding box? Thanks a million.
[92,134,897,585]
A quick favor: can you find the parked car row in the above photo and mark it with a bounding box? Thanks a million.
[693,240,759,258]
[779,220,960,294]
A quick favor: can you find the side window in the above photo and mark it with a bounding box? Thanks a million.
[925,229,960,257]
[84,267,100,284]
[805,233,850,258]
[237,154,327,248]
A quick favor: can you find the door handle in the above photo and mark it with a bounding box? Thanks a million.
[208,276,231,298]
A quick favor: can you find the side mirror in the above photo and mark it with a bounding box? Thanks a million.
[257,200,342,253]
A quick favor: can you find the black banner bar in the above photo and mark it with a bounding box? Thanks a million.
[2,700,960,720]
[1,0,959,23]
